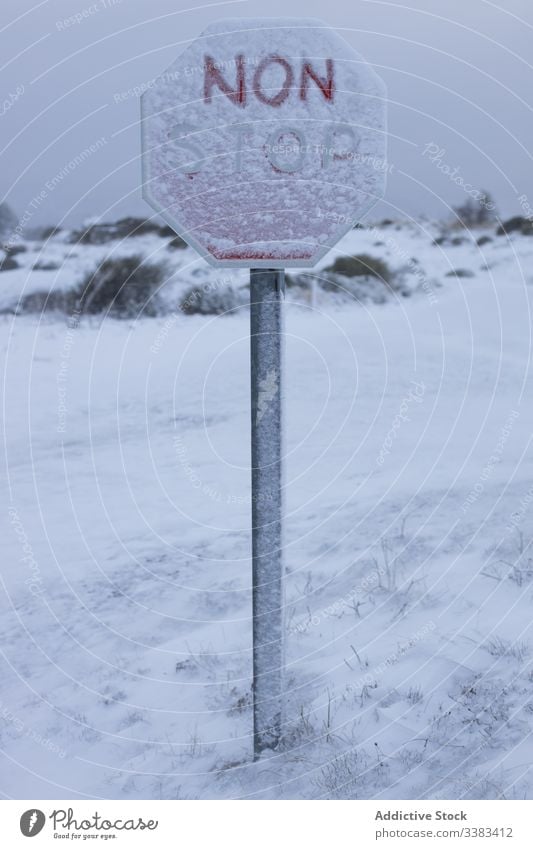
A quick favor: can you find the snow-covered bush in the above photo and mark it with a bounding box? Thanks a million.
[0,202,18,243]
[167,235,188,249]
[32,260,60,271]
[496,216,533,237]
[318,273,393,304]
[323,253,391,282]
[76,255,167,316]
[69,217,174,244]
[433,234,469,246]
[445,268,475,278]
[314,254,411,304]
[288,255,402,305]
[19,255,168,318]
[314,750,365,799]
[453,190,498,228]
[180,283,248,316]
[0,253,19,272]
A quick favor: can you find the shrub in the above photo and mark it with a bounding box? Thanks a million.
[445,268,475,278]
[13,290,67,313]
[319,275,401,304]
[453,190,498,228]
[69,217,173,244]
[167,235,188,249]
[0,254,19,271]
[0,202,17,242]
[76,255,167,316]
[496,216,533,237]
[434,234,470,247]
[39,226,63,240]
[33,260,60,271]
[323,254,391,281]
[180,283,248,315]
[314,751,366,799]
[19,255,167,318]
[284,273,307,289]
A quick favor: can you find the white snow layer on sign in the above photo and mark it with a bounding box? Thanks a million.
[141,18,386,266]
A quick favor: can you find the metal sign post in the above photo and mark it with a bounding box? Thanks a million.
[250,268,285,755]
[140,17,386,758]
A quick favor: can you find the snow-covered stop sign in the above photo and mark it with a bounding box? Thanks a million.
[141,18,386,267]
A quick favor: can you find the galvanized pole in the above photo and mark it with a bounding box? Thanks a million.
[250,268,285,758]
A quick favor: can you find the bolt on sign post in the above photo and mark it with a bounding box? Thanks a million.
[141,18,387,757]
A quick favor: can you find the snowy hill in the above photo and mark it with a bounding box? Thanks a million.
[1,214,529,317]
[2,217,533,799]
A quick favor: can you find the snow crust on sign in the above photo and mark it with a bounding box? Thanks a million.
[142,18,386,266]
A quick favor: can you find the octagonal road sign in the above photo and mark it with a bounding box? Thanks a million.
[141,18,387,267]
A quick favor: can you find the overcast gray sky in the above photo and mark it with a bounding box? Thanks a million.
[1,0,531,227]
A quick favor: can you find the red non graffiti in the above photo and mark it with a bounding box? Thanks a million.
[204,54,246,106]
[203,54,335,107]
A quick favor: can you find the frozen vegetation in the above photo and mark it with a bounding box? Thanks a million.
[2,213,533,798]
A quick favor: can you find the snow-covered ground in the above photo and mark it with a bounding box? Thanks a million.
[2,220,533,799]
